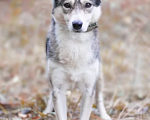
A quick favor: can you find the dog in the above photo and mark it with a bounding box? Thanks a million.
[44,0,111,120]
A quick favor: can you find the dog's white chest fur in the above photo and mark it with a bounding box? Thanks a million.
[58,38,91,66]
[56,27,93,67]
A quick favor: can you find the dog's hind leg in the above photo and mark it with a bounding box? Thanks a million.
[44,59,54,114]
[96,91,111,120]
[96,64,111,120]
[43,91,54,114]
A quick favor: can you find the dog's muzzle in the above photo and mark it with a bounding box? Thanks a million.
[72,21,98,33]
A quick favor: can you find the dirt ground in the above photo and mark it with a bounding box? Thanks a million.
[0,0,150,120]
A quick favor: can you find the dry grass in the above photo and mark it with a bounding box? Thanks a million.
[0,0,150,119]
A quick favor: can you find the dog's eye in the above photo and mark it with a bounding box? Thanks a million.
[63,3,71,8]
[85,3,92,8]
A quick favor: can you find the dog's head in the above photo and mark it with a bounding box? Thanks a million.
[52,0,102,32]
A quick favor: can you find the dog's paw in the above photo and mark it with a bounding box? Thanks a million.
[43,106,53,115]
[101,114,112,120]
[43,109,50,115]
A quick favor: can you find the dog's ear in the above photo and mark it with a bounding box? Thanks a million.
[53,0,60,7]
[94,0,101,7]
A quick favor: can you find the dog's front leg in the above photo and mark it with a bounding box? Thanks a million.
[80,87,95,120]
[50,68,68,120]
[53,87,67,120]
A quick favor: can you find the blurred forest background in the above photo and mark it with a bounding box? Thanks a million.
[0,0,150,119]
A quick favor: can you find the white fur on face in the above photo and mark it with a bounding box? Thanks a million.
[53,0,102,32]
[67,10,91,32]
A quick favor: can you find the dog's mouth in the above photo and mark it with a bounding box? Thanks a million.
[73,29,82,33]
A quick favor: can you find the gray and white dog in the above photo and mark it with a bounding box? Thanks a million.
[44,0,111,120]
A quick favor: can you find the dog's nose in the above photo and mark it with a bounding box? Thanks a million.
[72,21,83,30]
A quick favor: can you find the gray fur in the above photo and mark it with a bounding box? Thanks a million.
[91,29,100,62]
[46,19,59,62]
